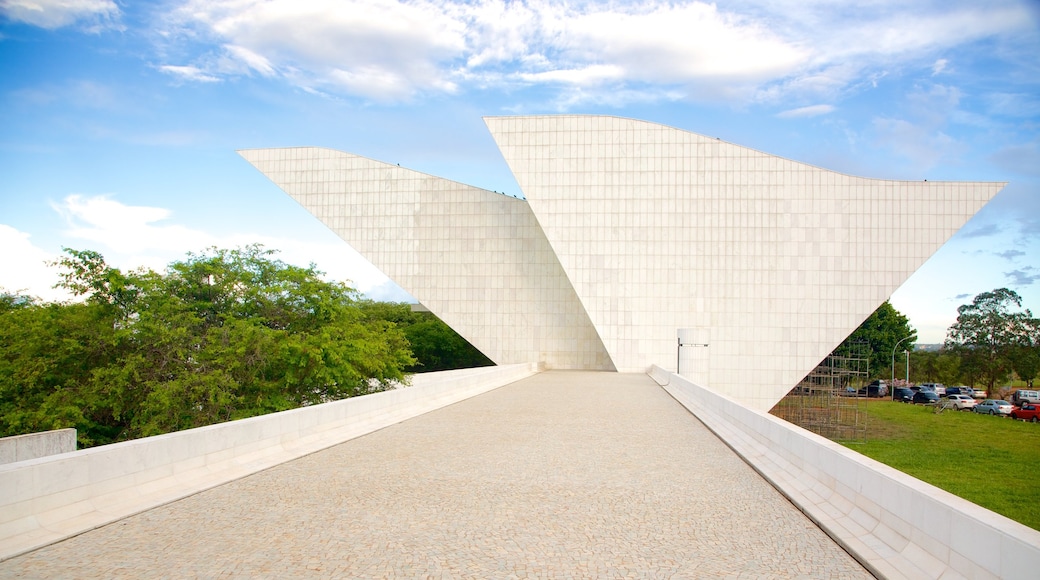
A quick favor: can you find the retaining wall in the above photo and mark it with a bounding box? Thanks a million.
[650,365,1040,580]
[0,364,537,561]
[0,429,76,465]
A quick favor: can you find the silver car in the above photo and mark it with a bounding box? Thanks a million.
[946,394,977,411]
[973,399,1012,416]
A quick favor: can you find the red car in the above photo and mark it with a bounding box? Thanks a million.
[1010,404,1040,423]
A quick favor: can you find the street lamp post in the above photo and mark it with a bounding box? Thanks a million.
[904,349,910,383]
[892,335,914,383]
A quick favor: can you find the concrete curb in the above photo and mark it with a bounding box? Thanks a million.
[0,364,537,561]
[650,365,1040,580]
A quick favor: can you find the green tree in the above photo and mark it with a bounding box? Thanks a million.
[0,298,125,445]
[0,246,417,447]
[833,301,916,380]
[0,290,36,313]
[401,318,494,372]
[1011,317,1040,387]
[52,248,141,318]
[909,350,961,386]
[357,301,493,372]
[945,288,1033,392]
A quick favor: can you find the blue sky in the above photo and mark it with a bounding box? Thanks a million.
[1,0,1038,344]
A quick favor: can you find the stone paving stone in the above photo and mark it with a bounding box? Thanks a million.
[0,372,872,579]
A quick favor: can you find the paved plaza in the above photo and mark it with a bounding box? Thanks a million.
[0,372,871,579]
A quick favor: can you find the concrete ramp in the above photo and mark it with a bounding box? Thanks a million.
[0,371,867,578]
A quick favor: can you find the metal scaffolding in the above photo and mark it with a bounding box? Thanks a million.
[769,341,870,442]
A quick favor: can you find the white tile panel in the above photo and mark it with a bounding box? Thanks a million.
[485,115,1004,409]
[239,147,613,371]
[241,117,1001,410]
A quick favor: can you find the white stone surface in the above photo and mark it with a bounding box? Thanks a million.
[0,364,536,562]
[0,371,871,579]
[0,429,76,465]
[243,115,1002,409]
[650,365,1040,580]
[488,115,1004,409]
[239,148,613,371]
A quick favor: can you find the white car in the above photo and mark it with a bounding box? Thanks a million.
[973,399,1012,416]
[919,382,946,396]
[945,394,976,410]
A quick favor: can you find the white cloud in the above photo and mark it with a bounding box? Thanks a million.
[518,64,625,86]
[777,104,835,118]
[870,83,970,170]
[153,0,1036,105]
[326,65,455,101]
[557,3,805,84]
[248,235,393,296]
[0,225,73,302]
[872,117,964,171]
[152,0,801,102]
[167,0,467,100]
[221,44,276,77]
[906,83,963,125]
[158,65,221,83]
[819,6,1021,60]
[49,195,393,296]
[54,195,203,261]
[0,0,119,30]
[461,0,540,68]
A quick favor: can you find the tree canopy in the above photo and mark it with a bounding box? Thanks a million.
[357,301,493,373]
[833,300,916,379]
[825,292,1039,389]
[945,288,1035,390]
[0,246,416,447]
[1011,317,1040,388]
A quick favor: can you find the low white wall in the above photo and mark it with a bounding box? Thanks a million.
[0,429,76,465]
[649,365,1040,580]
[0,364,537,561]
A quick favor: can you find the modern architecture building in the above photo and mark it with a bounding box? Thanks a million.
[241,115,1003,410]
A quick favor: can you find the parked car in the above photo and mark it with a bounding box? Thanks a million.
[945,394,977,411]
[973,399,1012,416]
[1010,403,1040,422]
[1011,390,1040,406]
[944,386,962,397]
[892,387,914,403]
[918,383,946,396]
[858,380,888,398]
[912,391,940,405]
[954,386,977,398]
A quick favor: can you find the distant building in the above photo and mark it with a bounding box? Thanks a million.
[242,115,1003,410]
[915,344,944,352]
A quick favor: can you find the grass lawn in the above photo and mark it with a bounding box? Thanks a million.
[839,401,1040,531]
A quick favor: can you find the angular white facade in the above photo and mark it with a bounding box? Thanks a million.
[243,115,1004,410]
[238,148,614,371]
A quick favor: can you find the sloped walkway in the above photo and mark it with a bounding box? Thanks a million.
[0,372,870,579]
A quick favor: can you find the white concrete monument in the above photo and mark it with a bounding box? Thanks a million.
[241,115,1004,410]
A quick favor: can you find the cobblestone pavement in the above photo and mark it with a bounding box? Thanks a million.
[0,372,871,579]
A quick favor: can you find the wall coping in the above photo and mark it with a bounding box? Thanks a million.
[0,429,76,465]
[649,365,1040,580]
[0,364,537,561]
